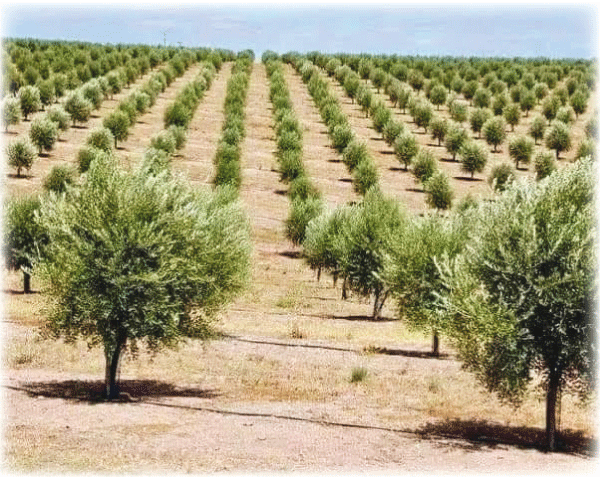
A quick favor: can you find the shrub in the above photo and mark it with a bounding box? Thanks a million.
[64,91,92,125]
[508,135,534,169]
[29,117,58,155]
[545,120,571,159]
[18,85,41,119]
[86,127,114,153]
[555,106,574,125]
[46,105,70,135]
[534,151,557,180]
[6,137,36,177]
[353,159,379,195]
[520,91,536,116]
[482,116,507,152]
[342,139,370,172]
[459,141,488,178]
[503,103,520,131]
[371,103,392,134]
[449,100,468,124]
[277,129,303,154]
[78,146,111,173]
[150,131,176,156]
[575,137,595,161]
[413,101,433,132]
[214,155,241,188]
[167,125,187,151]
[424,171,453,210]
[469,108,492,138]
[2,97,22,132]
[286,197,324,246]
[350,367,368,383]
[529,115,547,145]
[382,120,404,147]
[429,117,448,146]
[488,163,515,192]
[164,102,191,128]
[394,132,419,170]
[288,175,320,201]
[412,149,438,184]
[103,110,130,148]
[278,149,305,183]
[81,80,104,110]
[429,84,447,109]
[331,123,354,152]
[444,123,469,161]
[43,165,77,193]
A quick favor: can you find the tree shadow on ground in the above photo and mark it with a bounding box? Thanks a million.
[3,288,39,295]
[339,177,353,183]
[405,187,425,193]
[453,176,484,182]
[279,250,302,259]
[413,418,595,456]
[324,314,397,323]
[365,345,451,360]
[6,379,219,404]
[6,173,32,179]
[274,189,287,196]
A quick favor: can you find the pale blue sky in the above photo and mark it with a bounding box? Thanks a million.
[1,3,597,59]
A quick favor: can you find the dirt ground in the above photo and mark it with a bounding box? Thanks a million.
[2,61,597,474]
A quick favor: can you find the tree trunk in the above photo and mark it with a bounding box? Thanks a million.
[23,270,31,294]
[372,290,389,320]
[432,330,439,356]
[546,367,562,451]
[104,333,127,399]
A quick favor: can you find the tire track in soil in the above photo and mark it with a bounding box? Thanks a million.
[282,64,358,208]
[116,63,205,170]
[4,67,161,198]
[171,62,233,188]
[319,74,428,214]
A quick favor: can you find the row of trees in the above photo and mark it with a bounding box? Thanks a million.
[212,56,253,189]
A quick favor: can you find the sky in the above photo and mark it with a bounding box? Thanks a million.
[0,2,598,60]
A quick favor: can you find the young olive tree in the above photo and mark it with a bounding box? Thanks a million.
[103,110,131,148]
[3,195,47,293]
[459,141,488,179]
[2,97,22,132]
[482,116,507,152]
[37,154,252,399]
[29,117,58,155]
[442,158,595,451]
[545,120,572,159]
[394,132,419,170]
[18,85,41,120]
[508,135,535,170]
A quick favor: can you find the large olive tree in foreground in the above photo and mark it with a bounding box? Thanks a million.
[441,158,595,451]
[37,154,252,399]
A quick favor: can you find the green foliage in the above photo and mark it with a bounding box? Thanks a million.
[412,149,439,184]
[529,115,547,145]
[371,102,392,134]
[2,97,22,131]
[78,146,111,174]
[442,158,594,449]
[482,116,507,152]
[429,116,448,146]
[64,91,92,125]
[286,196,325,246]
[103,110,130,148]
[278,149,304,183]
[473,88,491,109]
[18,85,41,119]
[507,135,534,170]
[342,139,369,172]
[81,80,104,110]
[43,165,77,193]
[350,367,368,383]
[575,137,596,161]
[469,108,491,138]
[29,117,58,155]
[37,153,252,398]
[570,90,588,118]
[353,159,379,195]
[444,122,468,161]
[488,163,515,192]
[394,132,419,170]
[448,100,468,123]
[412,100,434,132]
[424,171,453,210]
[288,175,320,202]
[164,102,191,128]
[459,141,488,178]
[331,123,354,152]
[382,119,404,147]
[503,103,520,131]
[534,151,557,180]
[46,105,70,134]
[6,137,36,177]
[555,106,574,126]
[86,127,114,153]
[3,194,47,292]
[150,131,176,156]
[429,84,447,109]
[545,120,572,159]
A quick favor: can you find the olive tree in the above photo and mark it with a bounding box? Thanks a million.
[469,108,491,139]
[459,141,488,178]
[441,158,595,451]
[534,151,557,180]
[6,137,36,177]
[64,91,92,126]
[3,195,47,293]
[444,122,469,161]
[508,135,535,170]
[482,116,507,152]
[2,97,22,132]
[18,85,41,120]
[529,115,547,145]
[29,117,58,155]
[545,120,572,159]
[424,171,453,210]
[103,110,131,148]
[37,154,252,399]
[394,132,419,170]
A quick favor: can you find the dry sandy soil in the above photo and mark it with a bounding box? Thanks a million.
[2,60,597,474]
